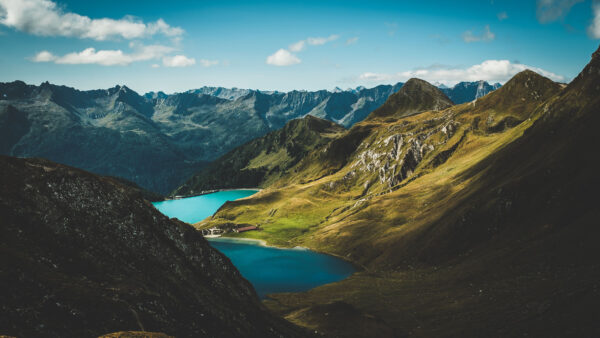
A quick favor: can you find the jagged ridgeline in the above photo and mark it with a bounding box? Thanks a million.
[0,156,305,337]
[196,46,600,336]
[0,80,498,194]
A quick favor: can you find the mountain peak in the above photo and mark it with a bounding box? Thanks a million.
[366,78,453,121]
[500,69,558,94]
[281,114,345,135]
[472,69,562,118]
[403,77,435,89]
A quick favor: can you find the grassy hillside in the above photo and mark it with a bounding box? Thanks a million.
[197,45,600,336]
[172,115,345,196]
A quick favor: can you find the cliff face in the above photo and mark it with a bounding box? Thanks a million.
[0,156,303,337]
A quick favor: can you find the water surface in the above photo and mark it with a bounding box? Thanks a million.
[152,190,258,224]
[152,190,356,298]
[209,238,356,298]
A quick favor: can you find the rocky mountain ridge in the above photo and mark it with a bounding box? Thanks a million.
[0,80,500,194]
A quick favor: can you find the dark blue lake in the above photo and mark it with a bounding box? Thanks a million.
[208,237,356,298]
[152,190,356,298]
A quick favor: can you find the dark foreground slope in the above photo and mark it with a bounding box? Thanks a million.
[173,115,345,195]
[0,156,303,337]
[202,46,600,336]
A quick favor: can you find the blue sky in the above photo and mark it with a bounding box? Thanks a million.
[1,0,599,94]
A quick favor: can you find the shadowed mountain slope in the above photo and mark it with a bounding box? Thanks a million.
[0,156,304,337]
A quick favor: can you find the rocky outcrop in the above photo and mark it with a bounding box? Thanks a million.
[0,156,303,337]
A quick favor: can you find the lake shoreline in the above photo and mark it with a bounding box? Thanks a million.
[207,236,309,251]
[211,235,367,272]
[208,236,357,299]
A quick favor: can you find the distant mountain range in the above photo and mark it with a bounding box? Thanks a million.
[439,80,502,104]
[0,80,500,194]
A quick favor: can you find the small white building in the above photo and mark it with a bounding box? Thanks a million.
[202,227,223,237]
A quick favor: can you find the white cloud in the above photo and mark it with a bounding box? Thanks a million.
[588,2,600,39]
[0,0,183,40]
[536,0,583,23]
[199,59,219,67]
[289,40,306,52]
[266,48,301,66]
[306,34,339,45]
[31,44,180,66]
[462,25,496,43]
[357,60,565,86]
[151,63,160,68]
[31,50,56,62]
[346,36,359,45]
[497,11,508,21]
[287,34,338,53]
[162,55,196,67]
[268,34,338,67]
[55,48,133,66]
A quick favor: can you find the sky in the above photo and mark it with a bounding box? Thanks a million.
[0,0,599,94]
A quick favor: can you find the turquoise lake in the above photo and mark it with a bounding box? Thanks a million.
[152,190,356,298]
[152,190,258,224]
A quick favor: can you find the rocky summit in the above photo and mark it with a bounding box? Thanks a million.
[0,156,304,337]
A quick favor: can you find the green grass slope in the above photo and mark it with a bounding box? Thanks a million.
[198,45,600,336]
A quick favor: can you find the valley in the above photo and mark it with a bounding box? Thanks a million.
[2,0,599,336]
[191,47,600,336]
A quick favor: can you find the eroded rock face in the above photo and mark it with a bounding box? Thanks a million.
[350,118,461,189]
[0,156,303,337]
